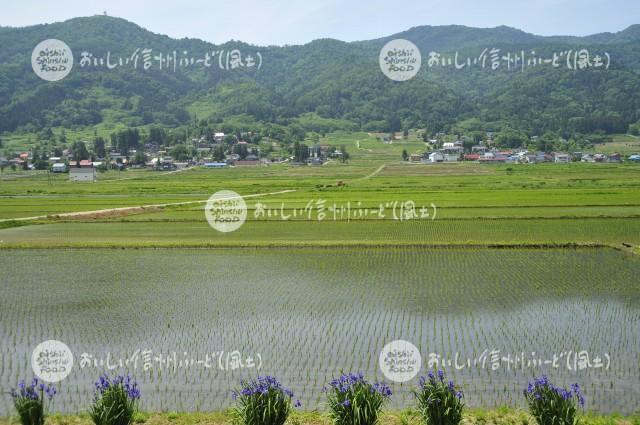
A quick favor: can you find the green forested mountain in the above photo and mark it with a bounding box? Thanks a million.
[1,15,639,138]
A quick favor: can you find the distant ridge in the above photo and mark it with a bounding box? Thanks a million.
[0,15,638,137]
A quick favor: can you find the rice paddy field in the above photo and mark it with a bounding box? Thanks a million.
[1,132,639,416]
[0,248,639,415]
[1,160,639,248]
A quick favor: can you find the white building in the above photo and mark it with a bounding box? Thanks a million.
[52,163,67,173]
[428,152,444,163]
[69,167,96,182]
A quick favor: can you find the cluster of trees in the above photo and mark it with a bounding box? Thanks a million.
[628,121,640,136]
[2,16,640,141]
[109,129,141,155]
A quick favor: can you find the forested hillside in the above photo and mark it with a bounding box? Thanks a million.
[1,16,639,139]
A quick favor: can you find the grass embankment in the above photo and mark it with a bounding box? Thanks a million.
[1,409,638,425]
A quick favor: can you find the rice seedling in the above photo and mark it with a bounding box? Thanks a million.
[0,248,637,414]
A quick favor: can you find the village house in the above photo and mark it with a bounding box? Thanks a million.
[190,137,208,149]
[536,152,553,162]
[409,153,423,162]
[69,160,93,168]
[9,158,25,168]
[554,153,571,163]
[146,141,160,149]
[479,152,507,163]
[427,152,444,163]
[608,153,622,163]
[155,157,175,170]
[519,152,538,163]
[204,162,227,168]
[109,152,128,163]
[581,153,595,163]
[437,142,463,162]
[442,142,464,153]
[233,159,262,166]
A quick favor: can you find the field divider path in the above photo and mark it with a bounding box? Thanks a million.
[0,189,297,223]
[355,163,386,181]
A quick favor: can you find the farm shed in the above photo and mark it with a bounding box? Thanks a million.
[69,167,96,182]
[234,160,262,166]
[428,152,444,162]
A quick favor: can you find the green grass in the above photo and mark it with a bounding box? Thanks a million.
[1,409,639,425]
[591,134,640,155]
